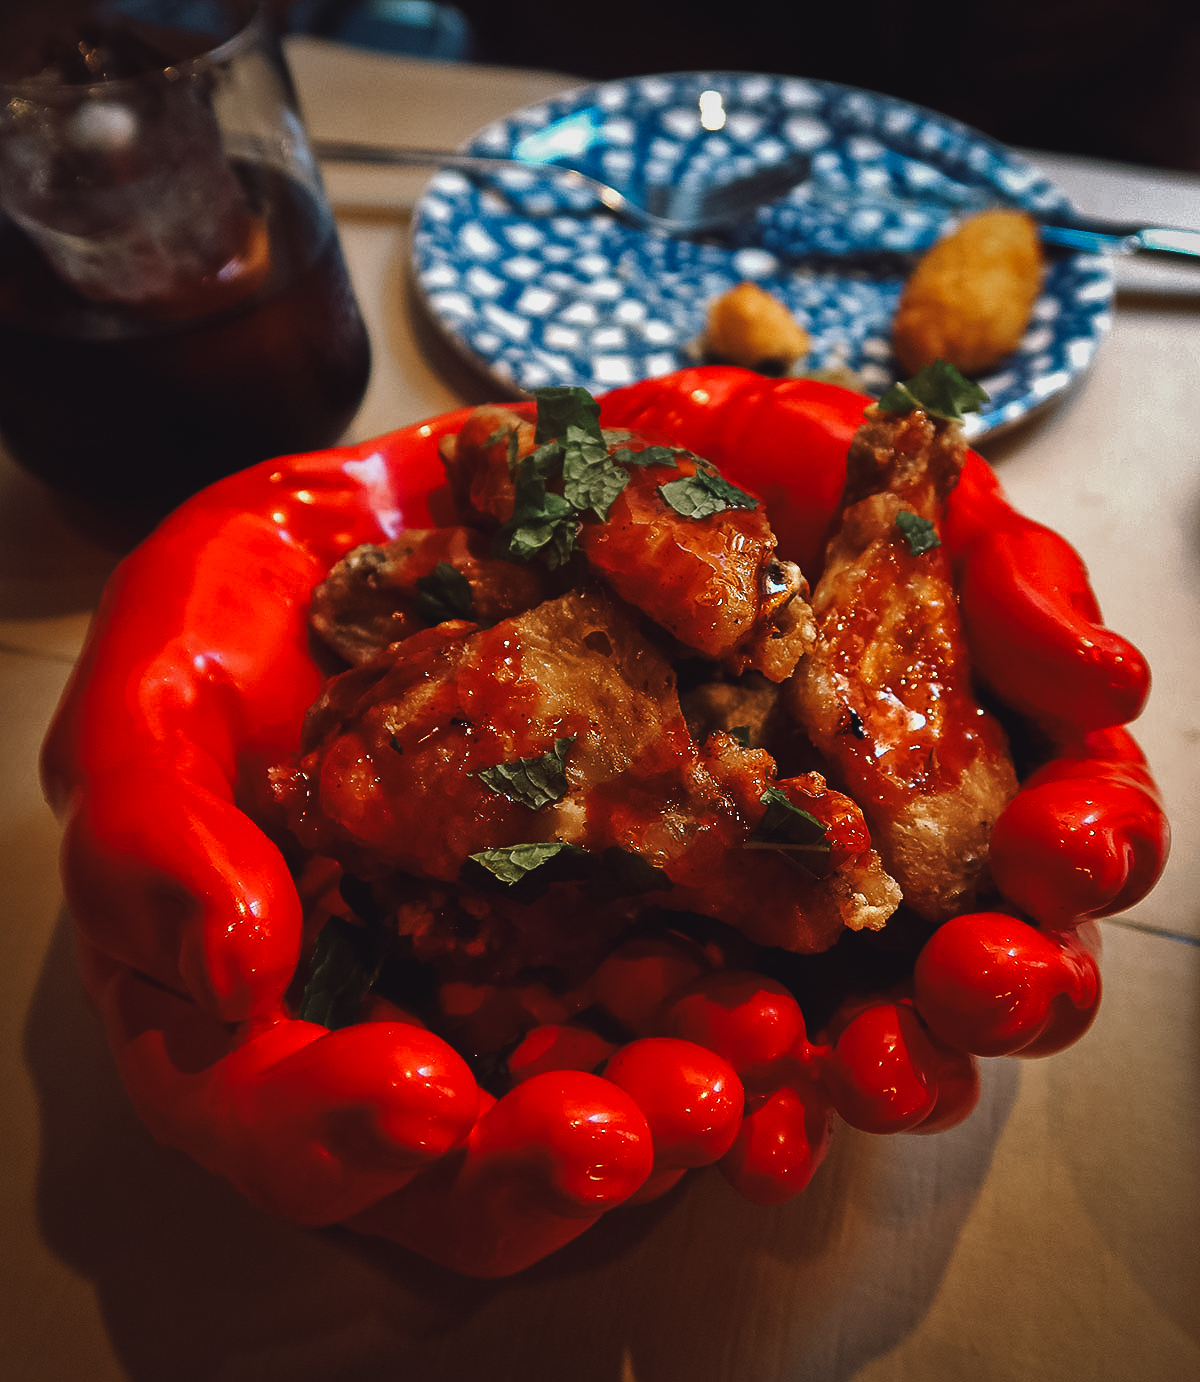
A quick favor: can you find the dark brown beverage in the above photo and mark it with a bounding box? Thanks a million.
[0,162,371,515]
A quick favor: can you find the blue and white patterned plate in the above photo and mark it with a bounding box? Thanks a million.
[410,72,1114,438]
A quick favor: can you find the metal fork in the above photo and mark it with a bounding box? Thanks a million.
[314,139,1200,259]
[312,139,816,236]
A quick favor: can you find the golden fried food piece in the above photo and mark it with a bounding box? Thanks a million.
[309,526,549,666]
[702,280,810,374]
[272,587,897,955]
[891,209,1043,376]
[782,403,1019,922]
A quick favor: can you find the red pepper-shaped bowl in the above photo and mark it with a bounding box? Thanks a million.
[40,366,1169,1277]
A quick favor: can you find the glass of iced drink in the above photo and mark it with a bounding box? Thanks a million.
[0,0,371,517]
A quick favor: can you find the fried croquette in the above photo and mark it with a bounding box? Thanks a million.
[702,280,810,374]
[891,209,1043,376]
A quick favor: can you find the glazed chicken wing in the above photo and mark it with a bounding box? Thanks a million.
[309,525,548,666]
[782,404,1019,922]
[576,454,815,680]
[438,403,815,681]
[438,404,532,528]
[272,587,897,957]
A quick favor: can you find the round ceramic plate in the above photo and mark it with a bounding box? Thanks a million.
[410,72,1114,438]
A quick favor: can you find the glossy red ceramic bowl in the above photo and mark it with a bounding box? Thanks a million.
[40,367,1167,1276]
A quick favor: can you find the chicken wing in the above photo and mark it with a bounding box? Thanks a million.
[782,404,1018,921]
[309,525,548,666]
[272,587,896,959]
[576,453,815,680]
[439,401,816,680]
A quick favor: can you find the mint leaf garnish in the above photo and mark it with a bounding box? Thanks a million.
[660,465,758,519]
[749,786,832,874]
[608,444,687,469]
[492,457,579,567]
[533,385,602,445]
[414,561,476,624]
[462,840,593,900]
[462,837,669,903]
[561,423,630,520]
[475,737,575,810]
[895,510,942,556]
[296,915,384,1030]
[524,438,565,478]
[495,387,752,550]
[878,360,989,422]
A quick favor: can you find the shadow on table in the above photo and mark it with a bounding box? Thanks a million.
[27,910,1018,1382]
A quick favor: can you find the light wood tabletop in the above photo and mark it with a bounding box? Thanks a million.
[1,36,1197,1382]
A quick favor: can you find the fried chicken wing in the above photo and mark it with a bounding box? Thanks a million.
[439,402,816,681]
[438,404,533,527]
[679,672,780,749]
[271,587,896,958]
[782,404,1018,921]
[309,526,548,666]
[576,454,815,679]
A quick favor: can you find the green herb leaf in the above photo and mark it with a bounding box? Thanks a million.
[729,724,753,749]
[561,423,631,520]
[660,464,758,519]
[562,422,609,465]
[296,915,384,1030]
[533,385,602,445]
[414,560,476,624]
[877,360,990,421]
[608,444,687,469]
[895,509,942,556]
[462,838,670,904]
[524,438,565,478]
[749,786,832,874]
[492,457,579,568]
[476,736,575,810]
[462,840,593,901]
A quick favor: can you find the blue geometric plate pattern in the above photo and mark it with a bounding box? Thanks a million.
[411,72,1114,438]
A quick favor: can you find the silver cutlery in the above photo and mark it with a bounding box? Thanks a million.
[313,139,1200,260]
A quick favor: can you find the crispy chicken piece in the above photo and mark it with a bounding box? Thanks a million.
[439,404,816,681]
[438,405,533,527]
[782,404,1019,922]
[272,587,897,957]
[309,526,548,666]
[680,672,780,750]
[576,454,816,680]
[651,738,900,951]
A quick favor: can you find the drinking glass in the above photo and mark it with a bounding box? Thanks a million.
[0,0,371,516]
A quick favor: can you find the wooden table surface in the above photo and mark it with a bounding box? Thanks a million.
[1,37,1197,1382]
